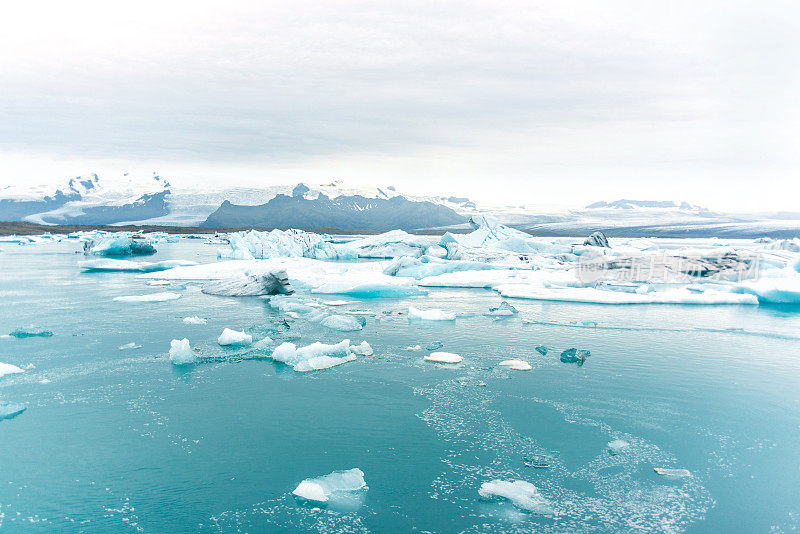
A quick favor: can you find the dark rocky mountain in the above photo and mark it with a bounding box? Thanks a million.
[202,190,467,230]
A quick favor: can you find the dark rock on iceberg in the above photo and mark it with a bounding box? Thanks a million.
[202,270,294,297]
[584,231,610,248]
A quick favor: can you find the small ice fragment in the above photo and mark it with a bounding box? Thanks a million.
[294,354,356,372]
[0,362,25,378]
[560,348,590,363]
[478,480,552,513]
[0,403,27,420]
[498,359,532,371]
[654,468,691,477]
[40,378,52,384]
[147,280,171,286]
[426,341,444,351]
[523,458,550,469]
[608,439,630,455]
[408,306,456,321]
[424,352,462,364]
[488,301,519,316]
[405,345,422,351]
[292,468,367,503]
[217,328,253,347]
[169,338,196,365]
[118,342,142,350]
[320,314,364,332]
[9,328,53,338]
[535,345,548,355]
[113,292,181,302]
[350,341,373,356]
[182,316,207,325]
[323,300,359,306]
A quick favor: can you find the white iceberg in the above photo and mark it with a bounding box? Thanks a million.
[217,328,253,346]
[478,479,552,513]
[349,341,373,356]
[653,467,691,477]
[424,352,462,363]
[498,359,532,371]
[408,306,456,321]
[292,468,367,503]
[271,339,358,372]
[118,342,142,350]
[113,292,181,302]
[169,338,196,365]
[0,362,25,378]
[294,354,357,372]
[183,316,207,324]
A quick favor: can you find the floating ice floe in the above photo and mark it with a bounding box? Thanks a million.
[202,270,293,297]
[169,338,196,365]
[319,314,364,332]
[0,403,27,421]
[323,300,359,306]
[147,280,172,286]
[408,306,456,321]
[0,362,25,378]
[499,359,532,371]
[183,316,207,324]
[654,468,692,477]
[487,301,518,316]
[383,254,493,279]
[271,339,362,372]
[405,345,422,351]
[349,341,373,356]
[114,292,181,302]
[79,258,198,272]
[424,352,462,363]
[478,479,552,513]
[292,468,367,503]
[118,342,142,350]
[140,257,424,299]
[560,348,590,363]
[608,439,630,455]
[9,328,53,338]
[218,328,253,347]
[86,236,157,257]
[535,345,548,355]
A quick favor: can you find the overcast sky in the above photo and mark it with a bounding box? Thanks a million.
[1,0,798,210]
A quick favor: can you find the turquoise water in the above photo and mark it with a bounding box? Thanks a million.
[1,239,799,532]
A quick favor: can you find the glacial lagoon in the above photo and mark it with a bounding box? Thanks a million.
[1,234,799,532]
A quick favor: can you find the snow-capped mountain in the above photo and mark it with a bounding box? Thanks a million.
[201,183,467,231]
[0,173,171,225]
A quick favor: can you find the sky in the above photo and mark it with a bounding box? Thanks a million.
[0,0,798,211]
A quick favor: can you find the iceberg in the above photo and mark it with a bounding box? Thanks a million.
[169,338,196,365]
[424,352,462,363]
[535,345,548,355]
[653,468,692,477]
[219,229,344,260]
[560,348,590,363]
[292,468,367,503]
[343,230,432,258]
[182,316,207,324]
[425,341,444,351]
[202,270,294,297]
[584,231,610,247]
[113,292,181,302]
[0,403,27,421]
[349,341,373,356]
[498,359,532,371]
[488,301,518,316]
[271,339,359,372]
[118,342,142,350]
[9,327,53,338]
[217,328,253,347]
[383,254,493,279]
[0,362,25,378]
[408,306,456,321]
[87,236,157,257]
[294,354,357,372]
[478,479,552,513]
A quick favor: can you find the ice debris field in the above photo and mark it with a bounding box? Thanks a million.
[1,220,800,532]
